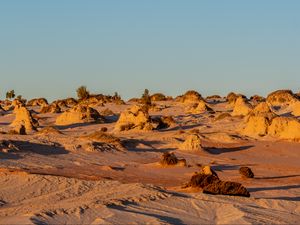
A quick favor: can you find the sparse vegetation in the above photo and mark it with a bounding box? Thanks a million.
[6,90,15,99]
[141,89,152,106]
[76,86,90,100]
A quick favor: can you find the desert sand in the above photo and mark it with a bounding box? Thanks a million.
[1,90,300,224]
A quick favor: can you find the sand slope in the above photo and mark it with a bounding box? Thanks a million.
[0,172,299,225]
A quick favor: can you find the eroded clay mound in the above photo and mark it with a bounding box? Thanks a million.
[290,101,300,117]
[176,90,204,104]
[115,105,153,131]
[268,117,300,141]
[232,97,253,116]
[241,102,276,137]
[55,105,104,126]
[179,134,203,152]
[40,103,62,114]
[187,100,214,114]
[10,105,39,133]
[27,98,48,107]
[226,92,247,107]
[266,90,299,106]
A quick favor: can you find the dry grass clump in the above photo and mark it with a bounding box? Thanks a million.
[186,171,250,197]
[206,95,222,100]
[100,127,108,132]
[160,152,186,167]
[239,167,254,178]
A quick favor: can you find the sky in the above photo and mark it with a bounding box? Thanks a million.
[0,0,299,101]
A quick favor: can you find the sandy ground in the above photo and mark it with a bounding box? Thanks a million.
[0,101,300,224]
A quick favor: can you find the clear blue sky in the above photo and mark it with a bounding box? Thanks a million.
[0,0,299,101]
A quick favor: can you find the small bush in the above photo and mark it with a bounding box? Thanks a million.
[76,86,90,100]
[100,127,108,132]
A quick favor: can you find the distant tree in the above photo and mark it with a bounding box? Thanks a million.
[113,92,121,100]
[76,86,90,100]
[6,90,15,99]
[141,89,152,106]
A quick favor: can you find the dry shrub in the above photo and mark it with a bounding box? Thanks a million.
[100,127,108,132]
[160,152,187,167]
[187,172,250,197]
[239,167,254,178]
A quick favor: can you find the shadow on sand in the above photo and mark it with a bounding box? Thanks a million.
[0,152,23,160]
[55,122,101,130]
[212,163,257,171]
[249,184,300,201]
[204,145,254,155]
[255,174,300,180]
[10,140,69,156]
[123,139,176,153]
[108,204,185,225]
